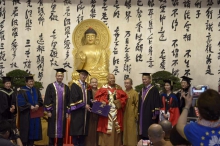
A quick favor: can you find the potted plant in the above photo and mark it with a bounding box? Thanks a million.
[135,70,181,93]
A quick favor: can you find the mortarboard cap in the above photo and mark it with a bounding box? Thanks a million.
[25,74,34,81]
[76,69,90,76]
[140,73,151,76]
[180,76,192,84]
[163,79,175,86]
[2,76,12,83]
[54,68,67,74]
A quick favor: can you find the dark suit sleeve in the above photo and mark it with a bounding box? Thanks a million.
[65,85,70,111]
[69,83,85,110]
[44,84,53,111]
[17,90,31,112]
[37,89,43,107]
[152,87,160,116]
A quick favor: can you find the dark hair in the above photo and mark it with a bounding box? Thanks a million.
[163,82,173,92]
[170,125,191,145]
[85,27,97,35]
[25,78,33,82]
[0,120,11,134]
[197,89,220,121]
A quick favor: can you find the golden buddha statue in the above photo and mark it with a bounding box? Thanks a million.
[71,19,111,87]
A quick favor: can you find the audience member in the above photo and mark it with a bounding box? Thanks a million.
[177,89,220,146]
[0,120,23,146]
[148,124,172,146]
[159,120,172,141]
[170,125,191,146]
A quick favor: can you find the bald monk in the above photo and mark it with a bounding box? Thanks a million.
[159,120,172,141]
[95,74,128,146]
[148,124,172,146]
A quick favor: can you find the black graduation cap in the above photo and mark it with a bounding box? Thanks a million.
[2,76,12,83]
[180,76,193,84]
[25,74,34,80]
[54,68,67,74]
[76,69,90,76]
[163,79,175,86]
[140,72,151,76]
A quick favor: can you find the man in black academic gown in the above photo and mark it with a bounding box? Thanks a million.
[176,76,193,114]
[138,73,160,140]
[0,77,16,125]
[69,70,92,146]
[17,75,43,146]
[44,68,70,146]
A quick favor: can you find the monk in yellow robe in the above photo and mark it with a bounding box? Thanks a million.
[123,78,139,146]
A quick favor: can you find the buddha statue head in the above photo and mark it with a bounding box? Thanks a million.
[84,27,97,45]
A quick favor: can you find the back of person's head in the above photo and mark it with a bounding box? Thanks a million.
[197,89,220,121]
[159,120,172,140]
[170,125,191,146]
[0,120,11,135]
[148,124,164,143]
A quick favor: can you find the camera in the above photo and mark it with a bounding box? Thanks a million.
[6,119,19,140]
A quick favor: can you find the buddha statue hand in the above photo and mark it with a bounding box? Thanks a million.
[75,51,86,69]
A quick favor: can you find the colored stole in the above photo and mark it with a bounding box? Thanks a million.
[78,80,88,134]
[53,82,65,138]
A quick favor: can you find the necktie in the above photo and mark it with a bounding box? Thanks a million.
[82,83,87,104]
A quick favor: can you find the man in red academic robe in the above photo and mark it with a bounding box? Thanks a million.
[95,74,127,146]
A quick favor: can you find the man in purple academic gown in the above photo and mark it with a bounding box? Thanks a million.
[138,73,160,140]
[44,68,70,146]
[69,70,93,146]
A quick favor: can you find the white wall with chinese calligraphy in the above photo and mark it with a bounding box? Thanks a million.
[1,0,220,93]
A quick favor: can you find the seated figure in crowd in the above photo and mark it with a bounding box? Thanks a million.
[137,124,172,146]
[160,80,180,126]
[0,120,23,146]
[159,120,172,141]
[177,89,220,146]
[148,124,173,146]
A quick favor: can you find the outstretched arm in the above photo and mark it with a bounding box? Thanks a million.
[176,91,192,140]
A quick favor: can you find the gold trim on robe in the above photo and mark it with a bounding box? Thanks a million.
[107,90,118,134]
[0,89,14,96]
[52,83,58,137]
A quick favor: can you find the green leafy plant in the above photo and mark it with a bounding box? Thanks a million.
[135,71,181,93]
[0,69,43,89]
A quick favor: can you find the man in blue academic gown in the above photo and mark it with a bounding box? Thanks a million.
[17,75,43,146]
